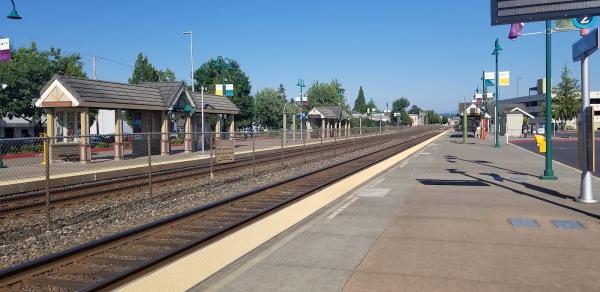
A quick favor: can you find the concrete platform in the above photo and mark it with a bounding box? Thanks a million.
[187,132,600,292]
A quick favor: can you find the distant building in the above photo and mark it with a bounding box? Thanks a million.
[409,113,426,126]
[0,117,36,138]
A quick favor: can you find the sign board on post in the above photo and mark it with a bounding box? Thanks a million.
[491,0,600,25]
[484,72,495,81]
[573,28,600,62]
[215,139,235,164]
[225,84,234,97]
[215,84,224,96]
[499,71,510,86]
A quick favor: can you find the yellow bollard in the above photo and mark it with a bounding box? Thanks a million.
[534,134,546,153]
[40,133,47,165]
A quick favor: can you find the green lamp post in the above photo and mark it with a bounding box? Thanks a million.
[492,38,502,148]
[296,79,306,140]
[7,0,21,19]
[216,56,232,136]
[541,20,557,180]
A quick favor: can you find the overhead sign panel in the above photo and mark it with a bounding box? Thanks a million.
[573,28,600,61]
[491,0,600,25]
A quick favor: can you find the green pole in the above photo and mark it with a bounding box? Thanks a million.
[463,96,467,144]
[493,39,501,148]
[542,20,557,180]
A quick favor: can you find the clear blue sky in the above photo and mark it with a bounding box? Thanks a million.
[1,0,595,113]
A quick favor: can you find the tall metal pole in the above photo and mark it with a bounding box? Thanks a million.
[493,38,501,148]
[541,21,557,180]
[183,31,194,92]
[577,53,596,202]
[463,96,467,144]
[92,56,97,80]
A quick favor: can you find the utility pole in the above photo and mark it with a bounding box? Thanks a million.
[183,31,194,92]
[92,56,97,80]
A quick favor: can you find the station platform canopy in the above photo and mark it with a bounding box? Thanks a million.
[308,106,352,120]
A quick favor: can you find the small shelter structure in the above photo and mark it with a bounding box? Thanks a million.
[36,75,238,163]
[307,106,352,139]
[499,104,533,137]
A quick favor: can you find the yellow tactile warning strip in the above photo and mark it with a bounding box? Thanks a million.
[117,131,447,292]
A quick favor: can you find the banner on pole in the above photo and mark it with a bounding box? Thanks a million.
[499,71,510,86]
[0,38,10,63]
[225,84,234,97]
[215,84,224,96]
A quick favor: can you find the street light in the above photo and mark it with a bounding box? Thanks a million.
[216,56,233,136]
[182,31,194,92]
[492,38,502,148]
[7,0,21,19]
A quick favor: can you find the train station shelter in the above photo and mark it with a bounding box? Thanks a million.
[35,75,239,163]
[307,106,352,139]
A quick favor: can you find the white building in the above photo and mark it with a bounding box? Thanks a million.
[0,117,36,138]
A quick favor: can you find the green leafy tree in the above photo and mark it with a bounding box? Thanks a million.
[255,87,286,129]
[409,105,422,114]
[366,98,378,112]
[400,111,413,125]
[306,80,346,108]
[278,83,286,101]
[441,115,449,125]
[425,110,441,124]
[129,53,176,84]
[353,86,367,113]
[0,43,87,134]
[194,57,253,127]
[392,97,410,113]
[554,64,580,130]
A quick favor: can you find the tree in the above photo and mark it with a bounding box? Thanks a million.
[306,80,346,108]
[441,116,449,125]
[129,53,176,84]
[255,88,286,129]
[366,98,378,112]
[553,64,580,130]
[194,57,253,127]
[409,105,422,114]
[400,111,412,125]
[353,86,367,113]
[425,110,441,124]
[0,43,87,134]
[278,83,286,101]
[392,97,410,113]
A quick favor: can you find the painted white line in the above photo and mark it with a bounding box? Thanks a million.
[398,161,409,168]
[326,196,360,219]
[369,177,386,187]
[419,152,432,155]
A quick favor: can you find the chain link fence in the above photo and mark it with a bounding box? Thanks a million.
[0,125,441,269]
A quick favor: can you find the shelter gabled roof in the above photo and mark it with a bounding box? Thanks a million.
[190,93,240,115]
[36,75,167,111]
[500,103,534,118]
[139,81,189,108]
[308,106,352,120]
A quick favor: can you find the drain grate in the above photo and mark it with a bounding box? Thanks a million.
[509,218,539,228]
[551,220,584,230]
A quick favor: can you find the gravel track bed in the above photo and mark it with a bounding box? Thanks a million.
[0,135,408,270]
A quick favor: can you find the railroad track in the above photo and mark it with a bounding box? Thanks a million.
[0,130,400,217]
[0,128,441,291]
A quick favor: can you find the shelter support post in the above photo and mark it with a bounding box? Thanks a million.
[184,113,192,153]
[160,111,170,156]
[79,108,91,163]
[114,109,124,160]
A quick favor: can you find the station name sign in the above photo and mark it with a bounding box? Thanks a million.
[491,0,600,25]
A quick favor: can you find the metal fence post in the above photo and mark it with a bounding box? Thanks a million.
[44,136,51,231]
[210,133,214,191]
[252,131,256,177]
[281,130,285,169]
[303,129,306,165]
[147,134,153,200]
[320,132,323,160]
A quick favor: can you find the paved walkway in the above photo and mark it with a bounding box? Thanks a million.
[194,131,600,292]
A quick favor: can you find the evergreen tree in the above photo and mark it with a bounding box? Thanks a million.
[129,53,176,84]
[554,64,580,130]
[278,83,286,101]
[353,86,367,113]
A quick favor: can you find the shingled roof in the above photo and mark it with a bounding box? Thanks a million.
[190,93,240,115]
[308,106,352,119]
[37,75,241,116]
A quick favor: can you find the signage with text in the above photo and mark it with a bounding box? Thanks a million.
[491,0,600,25]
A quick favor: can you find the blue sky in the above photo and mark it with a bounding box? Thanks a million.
[1,0,595,113]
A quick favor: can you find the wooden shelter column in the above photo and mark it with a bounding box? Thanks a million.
[184,113,192,153]
[46,108,55,161]
[321,118,325,139]
[114,110,124,160]
[160,111,170,156]
[79,108,91,163]
[229,115,235,140]
[215,114,222,141]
